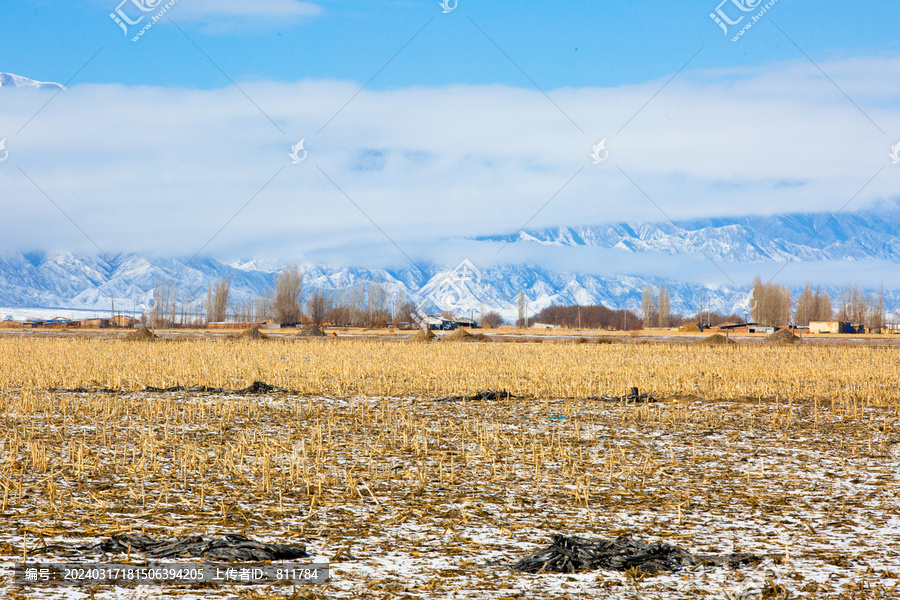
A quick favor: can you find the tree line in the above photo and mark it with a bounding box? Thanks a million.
[747,277,887,328]
[145,266,419,328]
[144,270,892,330]
[527,278,891,331]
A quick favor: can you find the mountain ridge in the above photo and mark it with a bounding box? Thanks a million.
[1,251,897,323]
[472,209,900,263]
[0,72,65,91]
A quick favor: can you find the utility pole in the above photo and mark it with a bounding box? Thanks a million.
[578,306,581,329]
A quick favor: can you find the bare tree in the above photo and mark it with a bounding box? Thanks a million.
[815,289,833,324]
[481,311,504,328]
[641,285,657,328]
[836,282,886,330]
[795,283,833,325]
[393,288,408,325]
[273,266,303,325]
[149,279,180,327]
[330,289,353,326]
[516,290,526,327]
[750,276,791,327]
[367,280,389,327]
[477,302,487,327]
[306,289,326,325]
[205,277,231,323]
[393,298,417,328]
[168,284,179,326]
[180,286,195,327]
[351,281,365,326]
[837,282,869,327]
[873,285,886,330]
[658,284,671,327]
[254,289,272,322]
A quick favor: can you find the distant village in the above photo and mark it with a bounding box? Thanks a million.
[0,315,137,329]
[0,313,891,335]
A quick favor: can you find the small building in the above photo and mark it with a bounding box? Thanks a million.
[707,322,750,334]
[36,317,72,328]
[809,321,850,334]
[80,318,111,329]
[453,317,478,329]
[421,316,479,331]
[747,325,776,334]
[421,316,446,330]
[110,315,136,328]
[207,321,266,330]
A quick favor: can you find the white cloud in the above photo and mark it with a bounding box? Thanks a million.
[102,0,322,33]
[172,0,321,32]
[1,53,899,281]
[181,0,322,18]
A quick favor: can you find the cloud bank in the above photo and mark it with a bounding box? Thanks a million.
[1,53,899,283]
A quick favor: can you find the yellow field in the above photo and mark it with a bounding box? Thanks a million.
[1,338,898,599]
[0,338,898,404]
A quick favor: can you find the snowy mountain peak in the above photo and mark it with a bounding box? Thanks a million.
[0,72,65,91]
[1,251,898,322]
[473,209,900,263]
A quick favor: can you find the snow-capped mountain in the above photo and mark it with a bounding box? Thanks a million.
[0,73,65,91]
[0,252,735,318]
[3,251,897,323]
[473,209,900,263]
[2,209,900,321]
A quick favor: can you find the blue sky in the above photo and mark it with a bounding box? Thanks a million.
[4,1,898,90]
[2,0,900,286]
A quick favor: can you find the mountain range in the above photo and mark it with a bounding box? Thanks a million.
[3,207,900,323]
[0,251,756,321]
[473,209,900,263]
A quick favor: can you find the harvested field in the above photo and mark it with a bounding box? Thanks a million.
[1,339,898,401]
[0,339,898,599]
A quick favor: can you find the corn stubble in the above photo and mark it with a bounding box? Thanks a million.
[0,338,898,403]
[0,338,898,599]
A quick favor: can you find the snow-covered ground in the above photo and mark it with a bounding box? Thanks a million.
[0,392,897,599]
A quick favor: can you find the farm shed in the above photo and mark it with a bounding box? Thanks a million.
[808,321,850,334]
[421,316,479,331]
[79,318,110,329]
[110,315,136,328]
[747,325,776,334]
[207,321,266,330]
[711,322,754,334]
